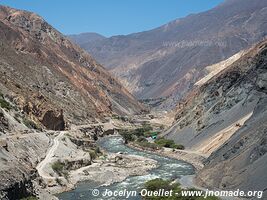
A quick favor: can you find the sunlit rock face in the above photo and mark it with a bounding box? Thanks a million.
[165,39,267,197]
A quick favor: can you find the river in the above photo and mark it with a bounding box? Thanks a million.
[58,136,195,200]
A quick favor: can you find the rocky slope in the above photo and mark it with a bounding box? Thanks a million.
[0,5,145,200]
[164,39,267,197]
[74,0,267,109]
[0,5,144,131]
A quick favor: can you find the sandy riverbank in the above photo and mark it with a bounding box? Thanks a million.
[37,152,158,199]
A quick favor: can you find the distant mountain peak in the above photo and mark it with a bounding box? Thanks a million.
[74,0,267,110]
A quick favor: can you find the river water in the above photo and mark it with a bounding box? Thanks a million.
[58,136,195,200]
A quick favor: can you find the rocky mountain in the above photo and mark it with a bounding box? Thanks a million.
[164,39,267,197]
[75,0,267,109]
[68,32,106,47]
[0,5,144,131]
[0,5,145,199]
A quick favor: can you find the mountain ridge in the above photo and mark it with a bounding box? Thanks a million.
[0,5,144,130]
[73,0,267,110]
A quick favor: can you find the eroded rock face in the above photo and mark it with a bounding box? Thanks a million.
[41,110,65,131]
[165,40,267,197]
[0,176,35,200]
[0,5,144,129]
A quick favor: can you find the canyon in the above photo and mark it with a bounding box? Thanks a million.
[70,0,267,110]
[1,0,267,199]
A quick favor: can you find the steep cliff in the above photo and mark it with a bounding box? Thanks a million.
[164,39,267,197]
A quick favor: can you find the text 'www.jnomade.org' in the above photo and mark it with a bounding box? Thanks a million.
[91,188,263,199]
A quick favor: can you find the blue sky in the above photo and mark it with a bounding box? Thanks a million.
[1,0,224,37]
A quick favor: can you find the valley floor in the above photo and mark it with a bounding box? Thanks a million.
[0,112,260,200]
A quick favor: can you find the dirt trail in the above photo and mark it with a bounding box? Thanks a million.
[36,131,65,180]
[36,120,115,181]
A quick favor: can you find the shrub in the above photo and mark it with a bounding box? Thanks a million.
[23,118,39,130]
[137,136,148,143]
[141,122,153,132]
[173,144,185,150]
[51,160,64,175]
[89,150,97,160]
[87,147,102,160]
[144,178,178,191]
[95,147,101,154]
[136,141,161,150]
[132,128,145,137]
[155,138,184,149]
[120,124,152,141]
[121,131,135,143]
[0,98,12,110]
[143,178,180,200]
[155,138,174,148]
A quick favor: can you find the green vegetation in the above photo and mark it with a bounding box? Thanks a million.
[23,118,41,130]
[155,138,185,150]
[143,178,219,200]
[51,160,69,180]
[89,150,97,160]
[120,131,135,143]
[144,178,177,192]
[137,136,148,143]
[51,160,65,176]
[119,122,153,143]
[88,147,102,160]
[141,122,153,132]
[112,114,129,122]
[95,147,101,154]
[119,123,184,151]
[144,131,159,138]
[136,141,161,150]
[0,94,12,110]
